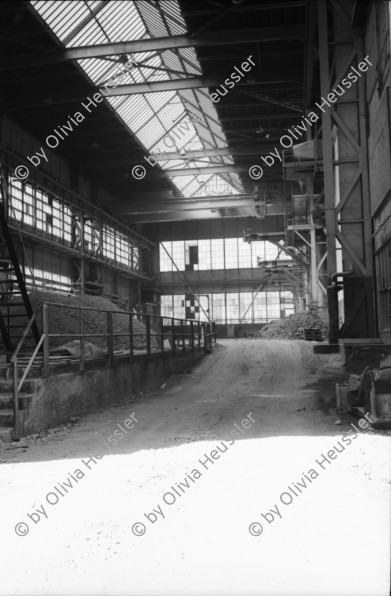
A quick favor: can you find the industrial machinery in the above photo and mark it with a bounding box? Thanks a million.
[342,352,391,428]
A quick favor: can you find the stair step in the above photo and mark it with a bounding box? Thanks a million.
[0,379,40,392]
[0,409,14,426]
[0,393,34,409]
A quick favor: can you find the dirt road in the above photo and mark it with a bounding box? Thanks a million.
[1,339,390,596]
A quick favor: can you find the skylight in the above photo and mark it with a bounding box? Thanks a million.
[30,0,242,198]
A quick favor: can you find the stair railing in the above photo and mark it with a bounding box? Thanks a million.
[8,302,46,440]
[0,166,40,347]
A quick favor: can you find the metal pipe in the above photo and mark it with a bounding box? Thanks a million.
[329,266,354,283]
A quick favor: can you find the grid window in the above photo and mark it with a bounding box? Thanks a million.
[211,293,226,323]
[185,240,198,270]
[160,242,173,272]
[172,241,185,271]
[198,240,211,270]
[196,294,210,321]
[253,293,268,323]
[173,295,185,320]
[224,238,238,269]
[131,245,139,270]
[84,220,93,253]
[251,241,264,266]
[4,172,142,273]
[239,292,253,322]
[238,240,252,268]
[267,291,281,319]
[161,295,174,318]
[226,292,239,323]
[160,290,294,324]
[158,237,289,273]
[116,234,130,266]
[265,243,279,260]
[103,226,115,260]
[211,239,224,269]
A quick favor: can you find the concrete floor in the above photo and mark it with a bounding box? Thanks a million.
[1,339,390,596]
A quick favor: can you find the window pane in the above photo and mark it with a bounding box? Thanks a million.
[224,238,238,269]
[211,239,224,269]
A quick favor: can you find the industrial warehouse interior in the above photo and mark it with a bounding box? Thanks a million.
[0,0,390,595]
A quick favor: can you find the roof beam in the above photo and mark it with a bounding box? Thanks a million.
[1,25,305,70]
[198,49,304,60]
[100,74,302,97]
[11,77,303,107]
[140,165,244,177]
[78,146,276,169]
[121,195,257,214]
[69,115,298,139]
[119,164,281,178]
[141,146,274,159]
[182,2,306,16]
[124,211,249,223]
[218,113,303,121]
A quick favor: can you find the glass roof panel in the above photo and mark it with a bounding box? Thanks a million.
[30,0,242,197]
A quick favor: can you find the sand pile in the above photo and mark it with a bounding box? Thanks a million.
[24,291,157,351]
[258,310,328,340]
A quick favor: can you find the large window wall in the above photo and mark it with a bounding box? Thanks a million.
[161,290,295,324]
[160,238,285,272]
[6,177,142,274]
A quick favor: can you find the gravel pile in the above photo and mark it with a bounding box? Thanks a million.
[258,310,328,340]
[15,291,157,351]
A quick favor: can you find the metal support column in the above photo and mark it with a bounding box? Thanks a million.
[318,0,339,341]
[317,0,375,340]
[308,179,319,308]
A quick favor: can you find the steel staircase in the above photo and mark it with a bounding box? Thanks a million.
[0,170,40,351]
[0,360,40,442]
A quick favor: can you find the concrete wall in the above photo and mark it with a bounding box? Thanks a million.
[22,350,206,435]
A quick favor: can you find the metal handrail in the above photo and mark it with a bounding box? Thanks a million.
[9,302,42,368]
[8,302,44,440]
[8,300,217,439]
[16,334,45,393]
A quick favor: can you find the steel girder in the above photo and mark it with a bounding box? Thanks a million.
[2,26,305,70]
[317,0,376,341]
